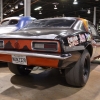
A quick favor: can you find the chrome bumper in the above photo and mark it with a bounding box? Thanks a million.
[0,50,71,60]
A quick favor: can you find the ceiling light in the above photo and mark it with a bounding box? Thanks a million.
[53,2,59,9]
[81,8,86,12]
[39,11,42,14]
[54,5,57,9]
[15,5,18,9]
[4,13,7,15]
[73,0,78,4]
[19,2,23,5]
[10,9,14,12]
[95,0,99,1]
[87,9,91,14]
[34,6,42,11]
[62,14,65,17]
[19,14,24,16]
[12,7,14,10]
[9,5,11,7]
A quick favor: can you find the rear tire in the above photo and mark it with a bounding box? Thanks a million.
[65,50,90,87]
[8,63,32,75]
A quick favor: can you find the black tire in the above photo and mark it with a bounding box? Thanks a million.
[8,63,32,75]
[65,50,90,87]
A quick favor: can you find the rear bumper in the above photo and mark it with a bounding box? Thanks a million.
[0,50,71,60]
[0,50,71,68]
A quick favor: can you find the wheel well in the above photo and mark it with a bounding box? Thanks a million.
[86,45,93,57]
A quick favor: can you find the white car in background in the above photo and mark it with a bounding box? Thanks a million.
[0,16,36,33]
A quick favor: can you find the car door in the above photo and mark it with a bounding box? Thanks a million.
[88,21,100,60]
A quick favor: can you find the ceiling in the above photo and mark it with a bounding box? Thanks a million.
[3,0,100,24]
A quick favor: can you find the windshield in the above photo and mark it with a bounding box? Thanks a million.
[23,19,75,28]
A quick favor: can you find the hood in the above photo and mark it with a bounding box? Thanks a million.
[0,26,18,34]
[0,28,82,39]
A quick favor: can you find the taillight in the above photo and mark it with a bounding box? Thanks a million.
[0,40,4,48]
[44,43,57,49]
[32,42,57,51]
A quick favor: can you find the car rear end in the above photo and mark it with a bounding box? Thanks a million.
[0,17,92,87]
[0,38,71,68]
[0,17,82,68]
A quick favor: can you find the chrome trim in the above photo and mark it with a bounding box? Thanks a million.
[0,50,71,60]
[31,41,59,52]
[64,46,85,52]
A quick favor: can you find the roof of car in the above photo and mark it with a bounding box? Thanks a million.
[3,17,21,20]
[39,17,87,21]
[2,16,36,21]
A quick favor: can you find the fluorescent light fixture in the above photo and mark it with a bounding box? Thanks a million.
[39,11,42,14]
[19,14,24,16]
[15,5,18,9]
[19,2,23,5]
[73,0,78,4]
[87,9,91,14]
[34,6,42,10]
[54,5,57,9]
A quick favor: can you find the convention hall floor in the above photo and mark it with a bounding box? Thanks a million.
[0,62,100,100]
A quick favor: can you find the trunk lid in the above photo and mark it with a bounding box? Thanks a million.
[0,28,76,39]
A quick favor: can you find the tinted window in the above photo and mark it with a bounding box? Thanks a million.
[9,20,19,25]
[80,23,86,31]
[24,19,75,28]
[1,20,9,26]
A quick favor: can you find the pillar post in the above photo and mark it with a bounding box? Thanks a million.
[93,7,96,25]
[1,0,3,21]
[24,0,31,16]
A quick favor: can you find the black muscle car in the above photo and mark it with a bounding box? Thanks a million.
[0,17,99,87]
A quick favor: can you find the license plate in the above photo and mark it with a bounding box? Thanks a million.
[12,55,27,65]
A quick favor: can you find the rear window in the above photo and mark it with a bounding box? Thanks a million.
[9,19,19,25]
[24,19,75,28]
